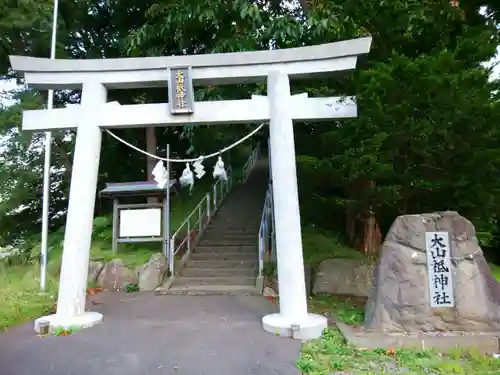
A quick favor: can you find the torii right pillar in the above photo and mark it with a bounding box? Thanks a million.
[262,70,328,340]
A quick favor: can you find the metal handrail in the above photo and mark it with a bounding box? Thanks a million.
[167,166,233,276]
[258,184,274,277]
[258,194,268,277]
[168,194,210,274]
[242,143,260,182]
[213,166,233,209]
[166,142,260,278]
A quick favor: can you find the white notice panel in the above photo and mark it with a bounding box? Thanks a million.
[119,208,162,237]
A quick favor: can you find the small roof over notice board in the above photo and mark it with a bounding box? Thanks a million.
[99,180,178,198]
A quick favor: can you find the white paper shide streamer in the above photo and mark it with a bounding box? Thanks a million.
[213,155,227,181]
[192,156,206,179]
[179,163,195,192]
[152,161,169,189]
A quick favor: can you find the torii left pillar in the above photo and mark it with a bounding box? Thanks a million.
[34,81,107,333]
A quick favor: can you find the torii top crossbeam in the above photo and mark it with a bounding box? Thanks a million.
[10,37,372,90]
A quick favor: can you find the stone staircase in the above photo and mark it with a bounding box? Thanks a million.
[161,161,268,295]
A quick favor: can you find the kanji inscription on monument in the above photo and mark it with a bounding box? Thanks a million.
[425,231,455,308]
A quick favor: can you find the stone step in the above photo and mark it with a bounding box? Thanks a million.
[207,220,262,232]
[203,231,259,238]
[204,226,257,232]
[181,267,256,277]
[198,238,256,246]
[172,276,256,286]
[188,260,258,268]
[202,232,257,239]
[157,284,260,296]
[207,222,260,233]
[199,238,257,245]
[189,252,257,261]
[194,245,257,254]
[215,214,257,219]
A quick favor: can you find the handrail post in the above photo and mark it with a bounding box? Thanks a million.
[213,184,217,208]
[198,203,202,233]
[260,228,262,272]
[258,184,277,278]
[260,236,263,275]
[206,193,210,219]
[169,237,175,276]
[187,218,191,253]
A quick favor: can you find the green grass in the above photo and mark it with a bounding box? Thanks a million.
[298,328,500,375]
[300,294,500,375]
[0,264,58,331]
[308,294,365,326]
[90,243,160,268]
[489,262,500,282]
[302,226,374,267]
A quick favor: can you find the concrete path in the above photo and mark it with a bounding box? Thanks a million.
[0,293,301,375]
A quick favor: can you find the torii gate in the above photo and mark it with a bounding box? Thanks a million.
[10,36,372,340]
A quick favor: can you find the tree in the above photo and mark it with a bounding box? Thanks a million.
[0,90,70,243]
[0,0,53,76]
[294,0,500,252]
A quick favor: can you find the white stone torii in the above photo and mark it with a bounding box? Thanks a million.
[10,36,372,340]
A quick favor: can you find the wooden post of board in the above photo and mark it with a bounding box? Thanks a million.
[112,198,119,254]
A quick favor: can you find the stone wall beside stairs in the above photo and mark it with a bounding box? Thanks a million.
[313,258,375,298]
[88,253,168,292]
[263,264,313,297]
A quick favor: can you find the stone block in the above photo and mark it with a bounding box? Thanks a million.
[88,261,104,284]
[313,258,375,297]
[97,259,138,291]
[364,211,500,333]
[138,253,168,291]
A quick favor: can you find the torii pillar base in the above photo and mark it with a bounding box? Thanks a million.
[34,312,103,334]
[262,313,327,340]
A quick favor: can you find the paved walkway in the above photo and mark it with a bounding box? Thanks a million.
[0,293,301,375]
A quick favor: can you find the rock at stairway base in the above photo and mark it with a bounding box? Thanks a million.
[364,211,500,333]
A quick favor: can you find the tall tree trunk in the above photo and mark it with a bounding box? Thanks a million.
[344,181,362,245]
[345,200,357,244]
[358,181,382,255]
[345,180,382,254]
[146,127,158,204]
[360,209,382,255]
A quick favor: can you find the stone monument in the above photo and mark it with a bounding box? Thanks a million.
[364,211,500,333]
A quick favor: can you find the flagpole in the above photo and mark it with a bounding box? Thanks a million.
[164,144,171,259]
[40,0,60,291]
